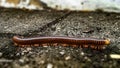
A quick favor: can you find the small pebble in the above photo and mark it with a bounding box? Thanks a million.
[39,60,45,64]
[65,56,71,60]
[28,51,33,55]
[45,50,49,52]
[21,52,25,55]
[26,47,32,51]
[23,50,28,53]
[0,52,3,57]
[59,51,65,55]
[56,27,61,31]
[47,63,53,68]
[22,65,29,68]
[110,54,120,59]
[16,53,20,56]
[84,56,88,60]
[89,16,93,18]
[101,59,105,61]
[104,54,107,58]
[80,52,84,56]
[19,59,25,65]
[0,59,12,62]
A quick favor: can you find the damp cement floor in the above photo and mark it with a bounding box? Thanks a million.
[0,8,120,68]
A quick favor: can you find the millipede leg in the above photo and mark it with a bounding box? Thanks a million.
[81,45,83,48]
[90,45,95,49]
[34,44,39,47]
[68,44,71,47]
[48,43,52,46]
[96,46,99,50]
[39,44,42,47]
[14,43,18,46]
[52,43,58,46]
[42,44,48,47]
[85,45,89,48]
[62,44,67,47]
[72,45,78,48]
[88,45,92,49]
[39,44,41,46]
[27,44,30,47]
[21,45,25,47]
[102,46,106,49]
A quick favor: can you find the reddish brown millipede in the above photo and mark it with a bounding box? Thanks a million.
[12,36,110,49]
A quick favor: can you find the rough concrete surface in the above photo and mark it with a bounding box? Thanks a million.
[0,8,64,34]
[0,8,120,68]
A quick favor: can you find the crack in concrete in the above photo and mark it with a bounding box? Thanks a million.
[0,11,71,38]
[23,11,71,37]
[0,33,22,38]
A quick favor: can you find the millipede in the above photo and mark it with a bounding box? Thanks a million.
[12,36,110,49]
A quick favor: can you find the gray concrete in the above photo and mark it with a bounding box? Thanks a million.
[0,9,65,34]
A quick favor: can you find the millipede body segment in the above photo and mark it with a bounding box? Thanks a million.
[12,36,110,49]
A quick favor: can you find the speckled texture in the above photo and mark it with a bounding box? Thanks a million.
[0,8,64,34]
[0,8,120,68]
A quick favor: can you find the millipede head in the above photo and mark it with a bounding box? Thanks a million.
[104,39,110,45]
